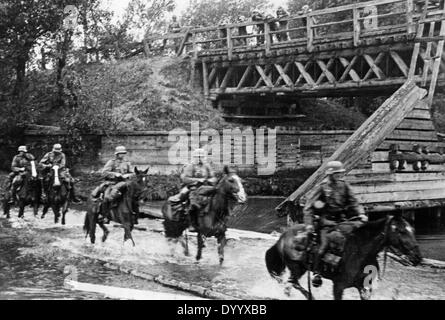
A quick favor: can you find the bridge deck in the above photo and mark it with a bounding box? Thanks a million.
[147,0,445,100]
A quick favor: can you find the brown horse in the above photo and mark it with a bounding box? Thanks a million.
[83,167,149,246]
[162,166,247,264]
[40,165,71,225]
[265,214,422,300]
[3,165,41,219]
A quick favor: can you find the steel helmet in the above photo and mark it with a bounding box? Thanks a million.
[115,146,127,155]
[18,145,28,152]
[326,161,345,175]
[52,144,62,152]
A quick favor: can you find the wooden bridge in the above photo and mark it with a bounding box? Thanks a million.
[149,0,445,106]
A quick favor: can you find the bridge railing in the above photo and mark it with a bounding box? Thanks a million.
[146,0,443,59]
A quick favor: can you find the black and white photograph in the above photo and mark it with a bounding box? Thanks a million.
[1,0,445,304]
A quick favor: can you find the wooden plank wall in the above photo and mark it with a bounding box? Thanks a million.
[346,102,445,206]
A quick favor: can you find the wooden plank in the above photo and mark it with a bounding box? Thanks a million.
[357,188,445,204]
[339,56,360,82]
[376,141,445,151]
[371,162,445,172]
[316,59,336,84]
[388,129,439,140]
[390,51,409,77]
[363,53,386,80]
[307,13,314,52]
[208,67,217,87]
[396,118,436,130]
[406,108,432,119]
[408,10,427,79]
[346,171,445,183]
[295,61,315,85]
[353,179,445,194]
[274,64,294,87]
[236,65,253,90]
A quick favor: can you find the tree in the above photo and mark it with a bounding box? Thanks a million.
[0,0,83,98]
[182,0,270,27]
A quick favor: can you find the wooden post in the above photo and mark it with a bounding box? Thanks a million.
[307,13,314,52]
[227,27,233,61]
[265,22,271,55]
[353,7,361,47]
[189,34,198,89]
[202,61,209,97]
[407,0,414,34]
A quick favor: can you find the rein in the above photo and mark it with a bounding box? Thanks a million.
[378,216,394,279]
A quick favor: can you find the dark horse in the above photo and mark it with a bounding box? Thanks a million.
[162,166,247,264]
[40,165,71,225]
[83,167,149,246]
[265,214,422,300]
[3,167,41,219]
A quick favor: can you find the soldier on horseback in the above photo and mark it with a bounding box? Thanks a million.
[169,148,217,231]
[91,146,138,223]
[39,143,81,204]
[7,146,36,204]
[303,161,368,286]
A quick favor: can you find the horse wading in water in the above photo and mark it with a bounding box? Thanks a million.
[84,167,149,246]
[3,161,41,219]
[162,166,247,264]
[41,165,70,225]
[265,213,422,300]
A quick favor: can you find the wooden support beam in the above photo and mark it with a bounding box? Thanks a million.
[264,23,271,55]
[274,64,294,87]
[363,53,386,80]
[255,65,274,87]
[202,61,209,96]
[422,21,436,85]
[219,67,234,93]
[353,7,361,46]
[390,51,409,77]
[236,65,253,90]
[339,56,360,82]
[227,27,233,61]
[208,67,217,87]
[408,10,427,79]
[255,64,272,88]
[295,61,315,85]
[307,14,314,52]
[427,14,445,104]
[316,59,336,84]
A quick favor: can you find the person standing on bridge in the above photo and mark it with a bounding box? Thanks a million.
[237,15,248,46]
[276,6,290,42]
[162,15,182,53]
[303,161,368,287]
[251,8,266,45]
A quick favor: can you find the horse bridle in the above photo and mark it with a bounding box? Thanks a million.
[379,215,396,279]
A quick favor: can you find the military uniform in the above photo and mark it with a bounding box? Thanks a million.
[303,177,364,277]
[163,17,182,53]
[91,157,132,199]
[8,152,36,203]
[39,147,80,203]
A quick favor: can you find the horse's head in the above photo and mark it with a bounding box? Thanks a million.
[218,165,247,204]
[132,166,150,202]
[385,214,422,266]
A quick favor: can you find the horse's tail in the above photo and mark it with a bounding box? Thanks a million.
[265,243,286,279]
